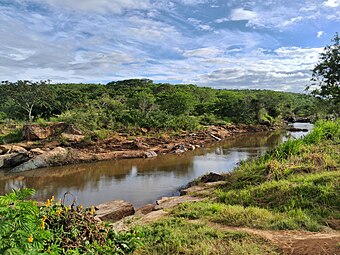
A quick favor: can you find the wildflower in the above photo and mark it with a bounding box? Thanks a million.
[56,208,63,216]
[51,196,55,202]
[41,215,47,230]
[90,205,95,215]
[79,205,83,210]
[27,235,34,243]
[45,199,51,207]
[66,205,71,212]
[57,199,62,204]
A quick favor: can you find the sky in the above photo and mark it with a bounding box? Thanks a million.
[0,0,339,92]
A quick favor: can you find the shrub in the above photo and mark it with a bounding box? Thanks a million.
[0,189,142,255]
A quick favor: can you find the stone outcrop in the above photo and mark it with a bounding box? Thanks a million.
[155,196,204,210]
[0,153,19,168]
[1,153,30,168]
[23,122,83,141]
[95,200,135,222]
[200,172,225,183]
[0,145,27,154]
[61,133,85,142]
[10,147,68,173]
[136,204,156,215]
[144,151,157,158]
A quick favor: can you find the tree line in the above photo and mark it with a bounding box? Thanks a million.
[0,79,325,132]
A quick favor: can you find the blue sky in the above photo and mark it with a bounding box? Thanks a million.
[0,0,339,92]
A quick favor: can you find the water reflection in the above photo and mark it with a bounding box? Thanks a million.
[0,124,312,207]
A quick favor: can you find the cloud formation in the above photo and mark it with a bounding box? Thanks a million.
[0,0,339,92]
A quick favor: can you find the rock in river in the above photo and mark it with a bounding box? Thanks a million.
[95,200,135,222]
[10,147,68,173]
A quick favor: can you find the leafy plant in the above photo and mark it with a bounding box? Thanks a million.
[0,189,142,255]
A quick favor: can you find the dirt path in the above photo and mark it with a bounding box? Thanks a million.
[192,220,340,255]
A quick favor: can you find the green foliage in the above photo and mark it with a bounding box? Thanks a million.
[133,218,281,255]
[217,171,339,220]
[0,189,51,254]
[308,32,340,114]
[173,202,321,232]
[0,79,325,135]
[0,189,142,255]
[0,128,23,145]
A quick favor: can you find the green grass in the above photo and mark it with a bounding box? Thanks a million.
[172,202,321,232]
[133,218,282,255]
[0,127,23,144]
[222,120,340,190]
[217,171,339,217]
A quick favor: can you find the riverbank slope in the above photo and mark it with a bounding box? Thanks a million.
[1,123,276,172]
[115,120,340,255]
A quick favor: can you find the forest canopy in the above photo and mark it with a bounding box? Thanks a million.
[0,80,326,133]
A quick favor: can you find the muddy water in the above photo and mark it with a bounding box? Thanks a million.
[0,123,313,208]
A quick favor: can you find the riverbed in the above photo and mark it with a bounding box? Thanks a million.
[0,123,313,207]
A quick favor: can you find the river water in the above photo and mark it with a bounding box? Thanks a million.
[0,123,313,208]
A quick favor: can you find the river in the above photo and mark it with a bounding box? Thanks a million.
[0,123,313,208]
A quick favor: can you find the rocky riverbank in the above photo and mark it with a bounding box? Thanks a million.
[0,122,278,173]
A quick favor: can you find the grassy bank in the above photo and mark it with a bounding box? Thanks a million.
[1,121,339,254]
[133,120,340,254]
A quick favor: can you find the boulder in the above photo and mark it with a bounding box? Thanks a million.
[144,151,157,158]
[29,148,46,155]
[61,133,85,142]
[136,204,156,215]
[95,200,135,222]
[0,153,19,168]
[155,196,204,210]
[2,153,30,168]
[0,145,27,155]
[200,172,225,183]
[23,122,83,141]
[10,147,68,173]
[64,124,83,135]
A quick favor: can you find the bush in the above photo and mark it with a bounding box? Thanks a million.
[0,189,142,255]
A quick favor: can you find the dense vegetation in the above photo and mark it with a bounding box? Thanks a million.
[0,80,325,134]
[0,189,142,254]
[308,33,340,113]
[132,120,339,254]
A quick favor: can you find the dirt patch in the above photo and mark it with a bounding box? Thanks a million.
[199,221,340,255]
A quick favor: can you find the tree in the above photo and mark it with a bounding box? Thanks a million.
[1,80,51,122]
[308,33,340,112]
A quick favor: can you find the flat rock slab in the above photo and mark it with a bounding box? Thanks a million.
[95,200,135,222]
[155,196,204,210]
[180,181,226,196]
[136,204,156,215]
[10,147,68,173]
[0,145,27,155]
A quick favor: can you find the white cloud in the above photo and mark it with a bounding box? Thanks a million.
[229,8,257,21]
[29,0,151,13]
[183,47,223,58]
[178,0,207,5]
[317,31,324,38]
[187,17,213,31]
[214,17,229,23]
[323,0,340,7]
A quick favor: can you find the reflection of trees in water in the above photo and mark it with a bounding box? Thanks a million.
[0,130,293,202]
[0,153,197,200]
[218,131,286,156]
